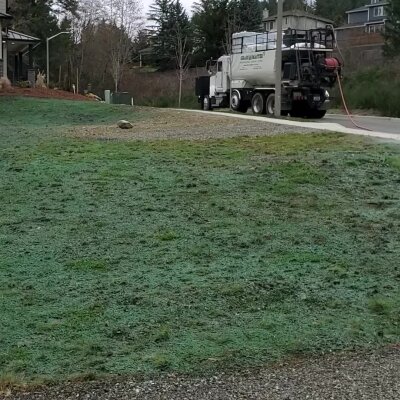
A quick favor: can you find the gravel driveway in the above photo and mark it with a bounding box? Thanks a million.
[69,108,322,141]
[4,347,399,400]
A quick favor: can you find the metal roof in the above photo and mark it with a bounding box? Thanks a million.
[3,29,40,42]
[346,6,368,14]
[0,12,12,19]
[263,10,333,24]
[366,1,389,7]
[335,23,365,29]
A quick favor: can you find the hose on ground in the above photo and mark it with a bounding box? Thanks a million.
[335,70,372,131]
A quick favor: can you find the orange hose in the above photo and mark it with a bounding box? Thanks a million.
[335,70,372,131]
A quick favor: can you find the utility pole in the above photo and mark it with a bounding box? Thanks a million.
[46,32,69,87]
[274,0,284,117]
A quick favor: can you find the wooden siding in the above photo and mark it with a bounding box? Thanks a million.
[336,26,384,46]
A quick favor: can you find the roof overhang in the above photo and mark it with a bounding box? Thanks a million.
[364,19,387,25]
[4,30,40,43]
[2,30,40,54]
[335,24,364,30]
[0,12,13,19]
[346,8,368,14]
[263,11,333,24]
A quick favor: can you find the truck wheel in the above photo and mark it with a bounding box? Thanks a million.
[231,90,241,111]
[251,93,265,115]
[231,90,248,113]
[203,96,212,111]
[266,93,275,116]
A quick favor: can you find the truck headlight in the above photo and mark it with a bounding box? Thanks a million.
[324,90,330,100]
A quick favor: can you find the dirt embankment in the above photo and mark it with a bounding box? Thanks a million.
[0,87,92,101]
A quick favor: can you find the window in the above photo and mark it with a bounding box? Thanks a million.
[376,23,385,32]
[217,61,222,72]
[373,6,383,17]
[269,21,274,30]
[366,23,385,33]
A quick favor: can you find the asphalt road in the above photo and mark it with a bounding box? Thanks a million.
[323,114,400,134]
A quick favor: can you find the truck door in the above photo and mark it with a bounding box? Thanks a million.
[216,61,223,92]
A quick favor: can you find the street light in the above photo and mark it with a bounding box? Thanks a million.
[46,31,69,87]
[274,0,284,117]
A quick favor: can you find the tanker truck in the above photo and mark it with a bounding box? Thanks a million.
[195,27,341,119]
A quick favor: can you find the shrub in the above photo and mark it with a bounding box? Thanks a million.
[121,68,206,109]
[15,81,31,88]
[334,64,400,117]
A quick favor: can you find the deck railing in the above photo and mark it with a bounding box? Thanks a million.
[231,28,336,54]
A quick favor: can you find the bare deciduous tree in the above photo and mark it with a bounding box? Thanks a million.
[107,0,142,92]
[67,0,106,91]
[174,23,191,108]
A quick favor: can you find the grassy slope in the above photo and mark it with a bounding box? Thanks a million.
[0,97,400,384]
[334,66,400,117]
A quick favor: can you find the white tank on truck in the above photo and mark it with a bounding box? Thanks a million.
[230,31,279,86]
[195,27,341,118]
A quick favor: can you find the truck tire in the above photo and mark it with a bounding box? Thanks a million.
[266,93,275,116]
[251,92,265,115]
[231,90,248,113]
[203,96,212,111]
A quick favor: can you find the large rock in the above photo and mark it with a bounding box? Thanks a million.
[0,77,11,92]
[117,120,133,129]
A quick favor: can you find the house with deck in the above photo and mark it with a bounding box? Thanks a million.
[262,9,333,32]
[335,0,388,67]
[0,0,40,85]
[345,0,388,32]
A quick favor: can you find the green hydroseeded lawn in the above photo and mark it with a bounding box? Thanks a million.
[0,97,400,384]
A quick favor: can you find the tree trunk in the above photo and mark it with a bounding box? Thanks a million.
[178,71,182,108]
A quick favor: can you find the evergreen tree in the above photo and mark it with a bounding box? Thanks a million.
[148,0,191,69]
[229,0,263,32]
[384,0,400,57]
[57,0,79,15]
[8,0,59,36]
[192,0,230,62]
[283,0,307,11]
[260,0,277,15]
[8,0,77,83]
[172,0,191,39]
[261,0,308,16]
[314,0,365,25]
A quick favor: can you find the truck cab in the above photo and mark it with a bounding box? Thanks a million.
[196,56,231,110]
